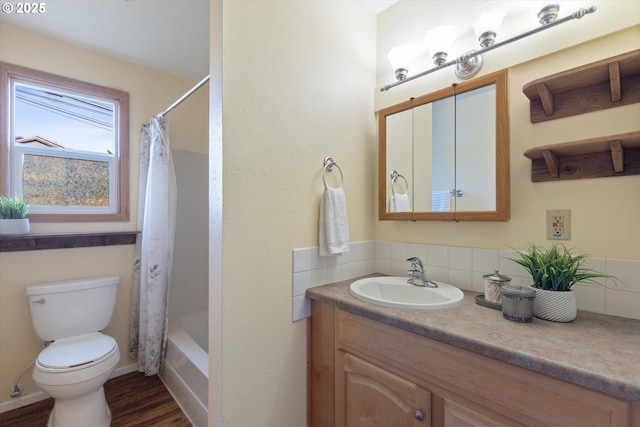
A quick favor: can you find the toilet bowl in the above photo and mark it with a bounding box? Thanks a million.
[26,276,120,427]
[34,333,120,427]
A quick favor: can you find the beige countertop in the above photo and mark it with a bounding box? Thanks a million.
[306,274,640,401]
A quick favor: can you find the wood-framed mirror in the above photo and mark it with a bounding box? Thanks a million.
[378,69,509,221]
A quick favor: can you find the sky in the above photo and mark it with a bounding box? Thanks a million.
[14,83,115,154]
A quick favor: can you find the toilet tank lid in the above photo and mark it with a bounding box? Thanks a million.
[38,333,117,369]
[26,276,120,296]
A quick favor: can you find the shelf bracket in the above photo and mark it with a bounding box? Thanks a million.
[609,61,622,102]
[542,150,559,177]
[610,140,624,172]
[536,83,554,116]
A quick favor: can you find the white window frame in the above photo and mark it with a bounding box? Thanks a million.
[0,62,129,222]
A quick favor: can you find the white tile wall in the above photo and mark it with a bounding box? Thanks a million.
[292,241,376,321]
[292,240,640,321]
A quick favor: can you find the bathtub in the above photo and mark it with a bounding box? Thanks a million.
[160,311,208,427]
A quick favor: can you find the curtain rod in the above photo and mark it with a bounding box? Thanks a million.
[157,74,210,118]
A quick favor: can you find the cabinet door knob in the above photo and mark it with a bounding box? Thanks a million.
[413,410,424,421]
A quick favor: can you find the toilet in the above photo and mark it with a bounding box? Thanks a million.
[26,276,121,427]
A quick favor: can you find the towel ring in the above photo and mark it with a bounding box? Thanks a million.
[390,170,408,195]
[323,157,344,189]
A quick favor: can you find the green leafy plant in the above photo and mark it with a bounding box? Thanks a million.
[508,243,620,291]
[0,195,30,219]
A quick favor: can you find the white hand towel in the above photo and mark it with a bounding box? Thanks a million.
[319,187,350,256]
[391,193,411,212]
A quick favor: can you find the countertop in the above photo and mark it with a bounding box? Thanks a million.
[306,274,640,401]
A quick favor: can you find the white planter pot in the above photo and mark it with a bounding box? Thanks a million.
[531,287,577,322]
[0,218,30,236]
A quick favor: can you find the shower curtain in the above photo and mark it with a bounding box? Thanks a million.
[128,116,177,375]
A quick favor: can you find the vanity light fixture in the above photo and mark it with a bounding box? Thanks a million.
[537,3,561,25]
[382,3,597,91]
[472,2,507,49]
[424,25,458,66]
[387,44,422,81]
[454,2,507,80]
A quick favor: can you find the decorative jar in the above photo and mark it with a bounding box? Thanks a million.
[482,270,511,304]
[501,285,536,323]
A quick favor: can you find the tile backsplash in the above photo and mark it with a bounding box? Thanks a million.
[292,241,376,321]
[292,240,640,321]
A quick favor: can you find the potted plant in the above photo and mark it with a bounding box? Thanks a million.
[508,243,619,322]
[0,195,30,236]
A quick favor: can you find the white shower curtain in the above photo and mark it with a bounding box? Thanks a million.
[128,116,177,375]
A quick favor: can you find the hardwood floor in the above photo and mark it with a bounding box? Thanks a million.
[0,372,192,426]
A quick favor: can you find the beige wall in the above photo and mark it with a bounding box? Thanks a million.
[375,2,640,261]
[2,0,637,423]
[0,246,135,406]
[215,2,638,426]
[0,22,207,406]
[216,1,376,425]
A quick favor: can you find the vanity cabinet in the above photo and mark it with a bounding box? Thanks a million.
[340,352,432,426]
[310,300,633,427]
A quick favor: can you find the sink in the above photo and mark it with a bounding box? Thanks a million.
[349,276,464,310]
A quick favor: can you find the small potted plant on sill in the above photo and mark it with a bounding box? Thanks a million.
[508,243,620,322]
[0,195,30,236]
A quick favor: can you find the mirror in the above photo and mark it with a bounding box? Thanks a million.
[378,69,509,221]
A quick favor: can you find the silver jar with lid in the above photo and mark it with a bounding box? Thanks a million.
[482,270,511,304]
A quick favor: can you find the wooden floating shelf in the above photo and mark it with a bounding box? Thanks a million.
[0,231,138,252]
[523,50,640,123]
[524,131,640,182]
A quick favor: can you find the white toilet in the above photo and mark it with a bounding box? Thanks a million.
[26,276,121,427]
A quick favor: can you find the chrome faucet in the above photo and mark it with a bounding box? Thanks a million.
[406,257,438,288]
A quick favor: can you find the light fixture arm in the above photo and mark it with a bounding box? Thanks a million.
[381,5,596,92]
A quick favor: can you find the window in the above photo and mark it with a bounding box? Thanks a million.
[0,62,129,222]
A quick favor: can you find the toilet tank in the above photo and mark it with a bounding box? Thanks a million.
[26,276,120,341]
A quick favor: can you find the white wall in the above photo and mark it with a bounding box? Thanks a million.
[215,1,376,425]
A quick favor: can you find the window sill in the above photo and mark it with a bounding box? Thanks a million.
[0,231,138,253]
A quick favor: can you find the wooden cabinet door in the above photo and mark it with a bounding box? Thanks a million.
[442,398,521,427]
[342,352,431,427]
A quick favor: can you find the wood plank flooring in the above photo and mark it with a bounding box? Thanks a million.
[0,371,192,426]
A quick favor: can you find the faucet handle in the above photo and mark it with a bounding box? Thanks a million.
[406,257,424,271]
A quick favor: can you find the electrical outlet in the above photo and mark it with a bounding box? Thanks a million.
[546,209,571,240]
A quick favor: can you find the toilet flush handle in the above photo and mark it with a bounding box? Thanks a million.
[30,298,46,304]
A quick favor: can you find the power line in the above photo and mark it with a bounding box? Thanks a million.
[15,86,114,131]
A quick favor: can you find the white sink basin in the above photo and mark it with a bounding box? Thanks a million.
[349,276,464,310]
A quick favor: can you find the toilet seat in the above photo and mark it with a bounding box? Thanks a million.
[38,333,117,372]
